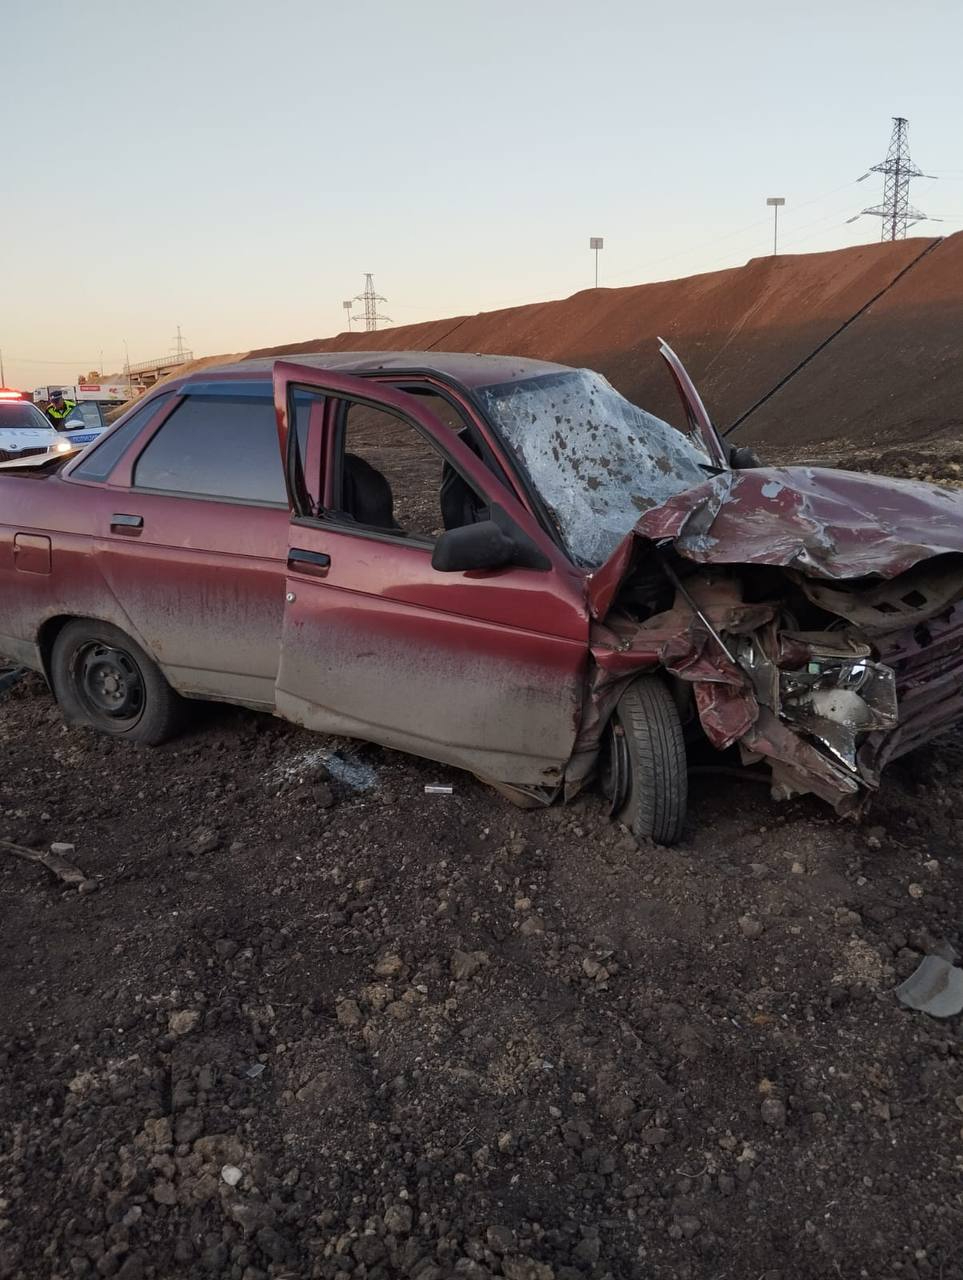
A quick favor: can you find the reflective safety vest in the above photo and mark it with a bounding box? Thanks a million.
[45,400,77,427]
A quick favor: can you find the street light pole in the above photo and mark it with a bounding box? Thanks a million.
[766,197,786,255]
[589,237,604,287]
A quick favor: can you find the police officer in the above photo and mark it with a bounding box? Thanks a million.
[44,388,77,429]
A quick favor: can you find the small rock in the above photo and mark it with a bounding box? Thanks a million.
[168,1009,200,1037]
[383,1203,413,1235]
[173,1111,204,1145]
[502,1258,554,1280]
[908,883,924,899]
[573,1235,601,1265]
[519,915,545,937]
[221,1165,243,1187]
[676,1216,701,1239]
[50,841,76,855]
[215,938,239,960]
[451,949,489,981]
[639,1127,669,1146]
[739,915,764,940]
[186,827,221,856]
[78,879,100,895]
[760,1097,787,1128]
[151,1180,177,1206]
[486,1226,515,1255]
[791,861,805,875]
[374,953,404,978]
[336,999,364,1029]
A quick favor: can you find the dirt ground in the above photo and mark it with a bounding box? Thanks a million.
[3,641,963,1280]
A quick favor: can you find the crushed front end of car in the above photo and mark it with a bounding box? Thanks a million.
[584,464,963,813]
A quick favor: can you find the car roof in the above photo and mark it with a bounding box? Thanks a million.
[175,350,575,392]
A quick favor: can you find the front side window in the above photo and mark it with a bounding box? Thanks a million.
[133,394,287,505]
[326,398,487,542]
[476,369,711,567]
[64,402,105,430]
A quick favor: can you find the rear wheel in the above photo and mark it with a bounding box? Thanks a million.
[50,619,185,745]
[602,676,687,845]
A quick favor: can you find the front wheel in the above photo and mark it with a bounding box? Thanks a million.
[602,676,687,845]
[50,619,185,745]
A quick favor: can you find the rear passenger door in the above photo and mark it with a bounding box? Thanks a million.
[93,385,295,707]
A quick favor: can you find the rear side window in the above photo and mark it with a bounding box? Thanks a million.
[70,395,173,483]
[133,394,286,505]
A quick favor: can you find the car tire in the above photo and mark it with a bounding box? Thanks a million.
[50,619,185,745]
[606,676,687,845]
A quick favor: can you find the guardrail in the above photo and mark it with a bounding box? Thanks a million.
[128,352,195,375]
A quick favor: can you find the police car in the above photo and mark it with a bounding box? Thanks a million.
[0,390,108,462]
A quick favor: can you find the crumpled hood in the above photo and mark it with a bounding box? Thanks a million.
[640,465,963,578]
[588,464,963,618]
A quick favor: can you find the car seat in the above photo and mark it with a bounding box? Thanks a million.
[342,453,398,529]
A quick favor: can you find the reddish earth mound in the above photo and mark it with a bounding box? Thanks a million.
[736,234,963,461]
[247,236,957,455]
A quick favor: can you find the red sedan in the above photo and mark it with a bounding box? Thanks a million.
[2,346,963,844]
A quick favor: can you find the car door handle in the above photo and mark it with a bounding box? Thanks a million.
[288,548,331,576]
[110,513,143,535]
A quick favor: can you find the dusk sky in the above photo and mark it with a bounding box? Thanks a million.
[3,0,962,389]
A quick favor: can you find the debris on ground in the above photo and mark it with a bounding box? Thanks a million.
[895,953,963,1017]
[0,665,26,695]
[0,836,90,887]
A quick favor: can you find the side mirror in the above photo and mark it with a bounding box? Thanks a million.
[432,520,517,573]
[64,418,86,430]
[729,445,761,469]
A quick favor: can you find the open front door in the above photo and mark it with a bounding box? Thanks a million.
[271,361,589,788]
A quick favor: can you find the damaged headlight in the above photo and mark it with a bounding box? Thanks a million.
[779,658,898,771]
[735,631,899,774]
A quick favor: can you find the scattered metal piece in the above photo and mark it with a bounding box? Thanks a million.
[895,954,963,1018]
[425,784,454,795]
[0,838,88,887]
[0,666,27,695]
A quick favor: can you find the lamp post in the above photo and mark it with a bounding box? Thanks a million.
[589,237,604,287]
[766,197,786,255]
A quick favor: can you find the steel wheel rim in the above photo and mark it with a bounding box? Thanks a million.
[73,641,145,727]
[600,716,631,817]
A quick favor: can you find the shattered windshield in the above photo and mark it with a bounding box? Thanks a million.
[476,369,711,566]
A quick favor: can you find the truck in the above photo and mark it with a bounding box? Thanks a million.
[33,381,132,407]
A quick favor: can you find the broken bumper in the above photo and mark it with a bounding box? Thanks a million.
[858,600,963,783]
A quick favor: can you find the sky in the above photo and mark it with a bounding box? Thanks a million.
[3,0,962,389]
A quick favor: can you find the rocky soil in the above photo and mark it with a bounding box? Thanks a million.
[2,671,963,1280]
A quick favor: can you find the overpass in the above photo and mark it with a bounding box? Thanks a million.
[127,351,195,388]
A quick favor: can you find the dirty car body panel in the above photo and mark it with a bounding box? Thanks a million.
[1,345,962,819]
